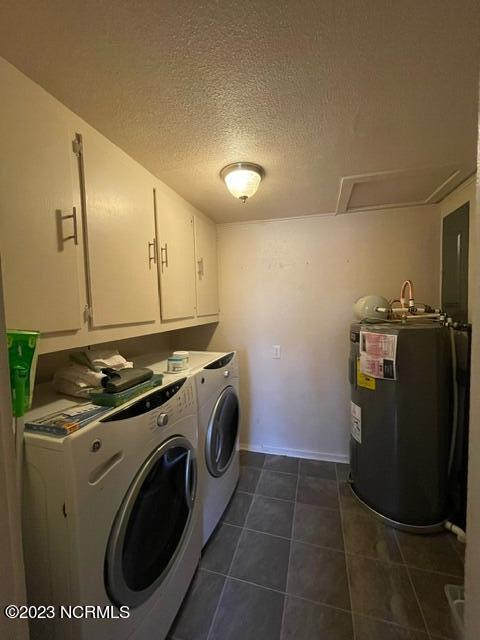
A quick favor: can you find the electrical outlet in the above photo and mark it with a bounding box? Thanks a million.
[272,345,281,359]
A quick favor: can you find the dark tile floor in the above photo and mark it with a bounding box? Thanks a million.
[168,451,464,640]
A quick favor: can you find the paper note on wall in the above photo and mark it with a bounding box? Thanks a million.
[359,331,397,380]
[350,401,362,443]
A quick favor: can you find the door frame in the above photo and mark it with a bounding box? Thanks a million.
[0,258,29,639]
[465,165,479,639]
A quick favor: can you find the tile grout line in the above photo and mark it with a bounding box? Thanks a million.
[201,567,352,613]
[261,468,298,477]
[236,485,343,510]
[234,486,296,505]
[243,461,339,481]
[201,566,434,635]
[335,463,356,640]
[200,458,432,640]
[205,459,264,640]
[337,480,465,578]
[342,551,464,579]
[279,461,300,640]
[394,528,432,640]
[212,519,465,578]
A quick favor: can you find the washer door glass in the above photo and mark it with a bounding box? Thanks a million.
[105,436,196,608]
[205,386,239,478]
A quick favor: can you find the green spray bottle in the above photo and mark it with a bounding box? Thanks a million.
[7,330,40,418]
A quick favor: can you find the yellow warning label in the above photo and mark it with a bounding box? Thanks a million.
[357,358,376,390]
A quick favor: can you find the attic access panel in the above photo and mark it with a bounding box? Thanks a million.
[336,166,460,214]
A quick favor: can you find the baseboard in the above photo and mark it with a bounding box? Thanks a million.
[239,442,349,464]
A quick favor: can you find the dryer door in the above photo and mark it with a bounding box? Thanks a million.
[105,436,197,608]
[205,386,239,478]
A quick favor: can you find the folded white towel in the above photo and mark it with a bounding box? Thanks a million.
[56,363,106,387]
[53,362,107,399]
[83,349,133,371]
[56,349,133,398]
[52,376,96,399]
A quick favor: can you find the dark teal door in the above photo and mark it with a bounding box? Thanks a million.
[442,202,469,323]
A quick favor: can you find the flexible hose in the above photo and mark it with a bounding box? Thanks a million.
[445,520,466,543]
[448,326,458,477]
[400,279,415,308]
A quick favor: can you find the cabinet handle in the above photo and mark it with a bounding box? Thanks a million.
[148,239,157,267]
[160,243,169,270]
[57,206,79,247]
[197,257,204,277]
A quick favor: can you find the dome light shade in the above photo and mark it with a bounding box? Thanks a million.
[220,163,265,202]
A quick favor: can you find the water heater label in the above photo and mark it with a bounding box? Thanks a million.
[356,358,376,390]
[359,331,397,380]
[350,401,362,443]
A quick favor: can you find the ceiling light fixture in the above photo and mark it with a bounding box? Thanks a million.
[220,162,265,203]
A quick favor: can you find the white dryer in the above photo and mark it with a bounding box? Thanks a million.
[195,352,240,545]
[22,377,201,640]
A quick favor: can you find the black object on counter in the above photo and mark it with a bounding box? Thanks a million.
[101,367,153,393]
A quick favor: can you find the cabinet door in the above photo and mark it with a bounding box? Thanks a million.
[81,133,159,328]
[194,215,219,316]
[0,83,82,333]
[155,187,196,321]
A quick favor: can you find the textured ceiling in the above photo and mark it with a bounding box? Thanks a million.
[0,1,479,223]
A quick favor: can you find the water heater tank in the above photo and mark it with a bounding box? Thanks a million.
[349,322,452,531]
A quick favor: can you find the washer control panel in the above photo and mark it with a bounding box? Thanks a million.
[100,377,195,425]
[157,413,169,427]
[204,352,234,370]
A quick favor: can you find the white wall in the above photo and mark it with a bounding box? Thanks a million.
[173,206,441,461]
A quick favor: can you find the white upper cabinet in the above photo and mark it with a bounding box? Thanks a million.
[0,76,82,334]
[80,132,159,328]
[155,186,196,321]
[0,59,218,351]
[194,215,219,316]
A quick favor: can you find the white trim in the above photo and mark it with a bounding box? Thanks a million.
[239,442,349,464]
[337,200,436,215]
[439,172,476,206]
[426,169,462,203]
[219,211,335,228]
[219,202,438,229]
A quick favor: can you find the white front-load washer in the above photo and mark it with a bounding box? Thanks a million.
[22,377,201,640]
[195,352,240,545]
